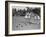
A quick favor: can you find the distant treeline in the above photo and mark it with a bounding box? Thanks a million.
[12,7,40,16]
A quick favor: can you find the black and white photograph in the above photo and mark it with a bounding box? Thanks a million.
[5,1,45,36]
[12,7,41,30]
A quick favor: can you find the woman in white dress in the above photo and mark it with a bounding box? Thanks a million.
[24,12,32,25]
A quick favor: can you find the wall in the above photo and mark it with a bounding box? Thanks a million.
[0,0,46,37]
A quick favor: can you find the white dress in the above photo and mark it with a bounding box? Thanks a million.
[25,12,31,18]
